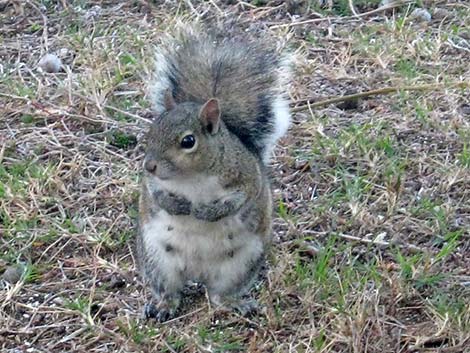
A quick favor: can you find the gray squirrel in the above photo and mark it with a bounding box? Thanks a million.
[136,27,292,321]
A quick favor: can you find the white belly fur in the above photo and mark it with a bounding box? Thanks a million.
[142,210,263,285]
[142,174,264,291]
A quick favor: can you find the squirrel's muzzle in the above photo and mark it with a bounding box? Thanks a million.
[144,155,178,180]
[144,159,157,173]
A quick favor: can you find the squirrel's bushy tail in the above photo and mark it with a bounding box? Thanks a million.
[149,26,292,163]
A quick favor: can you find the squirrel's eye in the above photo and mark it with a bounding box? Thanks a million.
[180,134,196,149]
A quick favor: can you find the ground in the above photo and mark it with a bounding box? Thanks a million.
[0,1,469,352]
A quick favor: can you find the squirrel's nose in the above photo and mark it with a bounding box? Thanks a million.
[144,159,157,173]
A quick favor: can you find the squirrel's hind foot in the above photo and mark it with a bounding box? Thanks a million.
[143,299,179,322]
[232,298,259,316]
[211,295,259,317]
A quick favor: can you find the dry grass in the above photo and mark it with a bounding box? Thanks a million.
[1,1,469,352]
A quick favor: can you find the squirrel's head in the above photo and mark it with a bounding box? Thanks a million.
[144,93,223,180]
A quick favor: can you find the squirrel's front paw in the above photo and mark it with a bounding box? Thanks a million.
[192,191,246,222]
[226,191,246,210]
[192,200,224,222]
[154,190,191,216]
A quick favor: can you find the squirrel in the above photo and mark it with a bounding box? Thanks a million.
[136,27,292,322]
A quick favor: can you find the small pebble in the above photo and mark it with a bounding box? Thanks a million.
[433,7,452,20]
[2,264,25,284]
[299,244,321,258]
[410,8,432,22]
[379,0,393,6]
[52,297,64,305]
[58,47,70,58]
[294,159,310,171]
[83,5,102,21]
[460,104,470,117]
[109,275,126,289]
[38,53,62,73]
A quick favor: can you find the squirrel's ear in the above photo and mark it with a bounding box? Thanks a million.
[164,89,176,111]
[199,98,220,134]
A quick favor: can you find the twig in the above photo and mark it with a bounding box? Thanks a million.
[447,38,470,53]
[208,0,224,15]
[161,307,205,325]
[237,1,258,10]
[338,233,425,253]
[163,340,178,353]
[58,327,88,344]
[348,0,359,17]
[184,0,199,17]
[0,92,147,125]
[103,104,152,123]
[73,92,152,123]
[270,1,413,29]
[0,92,32,101]
[0,142,5,164]
[27,0,49,52]
[291,81,470,112]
